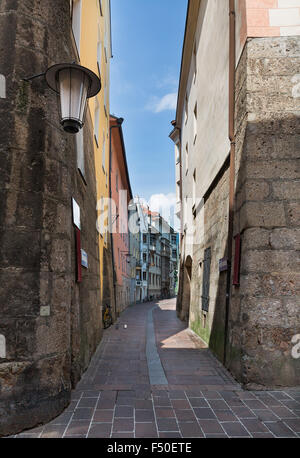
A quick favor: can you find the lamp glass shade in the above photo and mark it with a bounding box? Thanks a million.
[45,63,101,134]
[58,68,90,133]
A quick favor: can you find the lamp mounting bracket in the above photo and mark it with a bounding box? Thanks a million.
[22,72,46,82]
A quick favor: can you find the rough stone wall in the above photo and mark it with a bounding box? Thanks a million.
[190,166,229,362]
[228,36,300,388]
[0,0,101,435]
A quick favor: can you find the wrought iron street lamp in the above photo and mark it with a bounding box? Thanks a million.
[24,63,101,134]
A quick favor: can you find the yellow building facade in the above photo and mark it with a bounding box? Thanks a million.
[71,0,114,312]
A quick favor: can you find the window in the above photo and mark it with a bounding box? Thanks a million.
[193,169,196,209]
[175,143,180,164]
[185,143,188,174]
[102,131,105,170]
[97,26,102,74]
[143,234,147,244]
[104,84,107,116]
[104,30,108,63]
[143,271,146,281]
[76,128,85,179]
[184,94,188,124]
[94,98,100,144]
[143,253,147,263]
[193,103,197,142]
[71,0,82,54]
[99,0,103,16]
[193,42,197,83]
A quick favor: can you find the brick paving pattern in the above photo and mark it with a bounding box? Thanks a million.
[13,299,300,438]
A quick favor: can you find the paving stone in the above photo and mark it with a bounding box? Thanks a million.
[17,433,40,438]
[241,419,269,433]
[135,400,153,409]
[49,411,73,425]
[135,422,158,438]
[77,398,98,408]
[198,420,224,435]
[111,433,135,438]
[88,423,112,438]
[135,410,155,422]
[205,433,228,438]
[270,406,296,419]
[283,418,300,433]
[270,392,294,401]
[116,397,135,406]
[100,391,117,400]
[215,410,238,422]
[115,406,134,418]
[65,421,90,436]
[113,418,134,433]
[252,409,280,422]
[280,399,300,410]
[93,410,114,422]
[153,397,172,407]
[236,392,256,400]
[185,390,203,398]
[157,418,179,432]
[72,408,94,420]
[169,390,186,399]
[208,399,229,410]
[202,391,222,400]
[155,408,176,418]
[264,421,297,437]
[194,408,216,420]
[174,409,196,421]
[231,406,257,419]
[96,399,115,409]
[243,399,267,410]
[159,432,182,438]
[82,390,99,398]
[171,399,191,409]
[221,421,251,437]
[251,432,274,438]
[179,421,204,438]
[189,398,209,408]
[40,425,66,438]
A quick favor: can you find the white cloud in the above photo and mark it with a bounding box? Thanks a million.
[146,93,177,113]
[148,193,180,231]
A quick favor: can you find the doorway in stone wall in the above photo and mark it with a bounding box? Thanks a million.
[182,255,192,322]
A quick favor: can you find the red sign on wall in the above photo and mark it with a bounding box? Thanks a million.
[233,233,241,286]
[75,227,82,283]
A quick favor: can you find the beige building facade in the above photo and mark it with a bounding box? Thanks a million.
[171,0,300,389]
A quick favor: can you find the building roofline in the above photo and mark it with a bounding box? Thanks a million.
[174,0,201,128]
[110,114,133,200]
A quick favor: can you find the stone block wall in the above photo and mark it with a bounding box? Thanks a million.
[190,164,230,362]
[228,35,300,388]
[0,0,102,435]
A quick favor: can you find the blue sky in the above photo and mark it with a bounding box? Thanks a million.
[110,0,188,210]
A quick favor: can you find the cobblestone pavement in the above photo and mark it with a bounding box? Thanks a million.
[14,299,300,438]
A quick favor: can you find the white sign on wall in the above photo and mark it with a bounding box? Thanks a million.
[72,198,81,230]
[0,334,6,358]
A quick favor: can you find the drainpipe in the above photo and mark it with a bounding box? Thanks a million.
[224,0,236,366]
[109,117,124,319]
[170,122,183,307]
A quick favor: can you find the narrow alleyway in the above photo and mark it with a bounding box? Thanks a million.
[14,299,300,438]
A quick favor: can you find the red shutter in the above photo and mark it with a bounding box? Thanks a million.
[75,227,82,283]
[233,233,241,286]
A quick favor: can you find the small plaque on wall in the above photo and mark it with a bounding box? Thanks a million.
[219,257,228,272]
[81,249,88,268]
